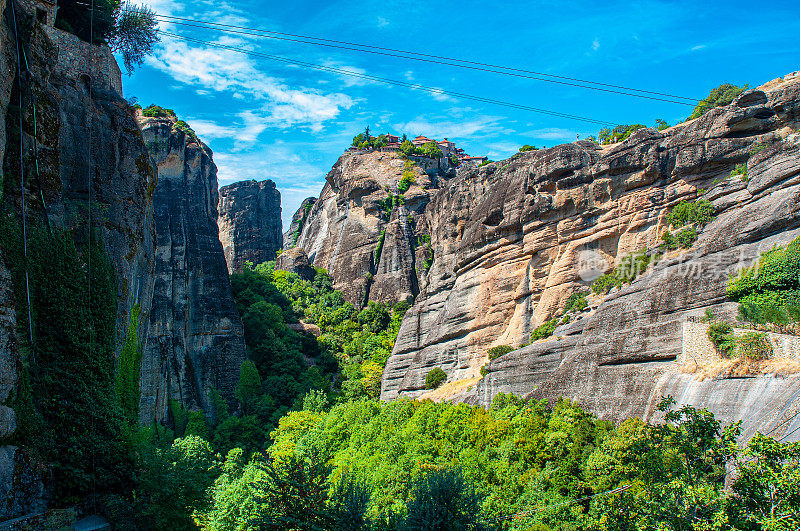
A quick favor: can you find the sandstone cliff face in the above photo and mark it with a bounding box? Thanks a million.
[218,179,282,272]
[283,196,315,250]
[382,74,800,439]
[0,5,155,516]
[137,115,247,422]
[292,152,452,307]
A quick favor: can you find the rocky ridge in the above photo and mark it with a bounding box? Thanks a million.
[137,113,247,423]
[379,74,800,439]
[218,179,282,273]
[290,152,454,307]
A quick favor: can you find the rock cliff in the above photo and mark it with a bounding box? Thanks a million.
[0,2,155,516]
[137,114,247,422]
[381,74,800,439]
[291,152,453,307]
[283,196,315,250]
[218,179,282,272]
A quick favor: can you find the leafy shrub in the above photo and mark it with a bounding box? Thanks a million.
[591,273,623,295]
[591,251,654,294]
[737,332,773,360]
[655,119,670,131]
[707,321,735,357]
[730,163,748,181]
[564,290,589,313]
[374,229,386,263]
[598,124,645,144]
[142,104,176,119]
[727,235,800,331]
[531,318,558,340]
[519,144,538,152]
[421,141,444,159]
[667,199,715,228]
[687,84,748,120]
[397,171,416,194]
[675,226,698,248]
[749,142,768,155]
[488,345,514,360]
[662,230,676,250]
[425,367,447,389]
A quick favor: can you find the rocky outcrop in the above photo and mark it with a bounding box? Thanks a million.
[0,252,17,443]
[283,196,315,250]
[292,152,453,307]
[382,74,800,439]
[218,179,282,272]
[276,247,316,281]
[0,5,155,516]
[137,115,247,422]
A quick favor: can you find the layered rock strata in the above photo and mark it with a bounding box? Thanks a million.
[218,179,282,272]
[381,75,800,440]
[137,115,247,422]
[291,152,453,307]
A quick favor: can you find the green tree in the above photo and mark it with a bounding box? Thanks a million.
[402,468,493,531]
[688,83,749,120]
[425,367,447,389]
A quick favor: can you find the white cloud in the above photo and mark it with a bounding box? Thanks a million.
[377,16,389,28]
[524,127,577,140]
[592,39,600,51]
[395,115,511,140]
[321,60,380,87]
[146,35,354,131]
[691,44,706,51]
[190,111,268,150]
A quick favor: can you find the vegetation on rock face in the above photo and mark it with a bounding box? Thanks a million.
[598,124,645,144]
[0,220,132,505]
[707,321,736,357]
[666,199,715,228]
[531,318,559,340]
[425,367,447,389]
[591,250,655,295]
[488,345,514,360]
[728,234,800,334]
[687,83,749,120]
[564,290,589,313]
[519,144,538,152]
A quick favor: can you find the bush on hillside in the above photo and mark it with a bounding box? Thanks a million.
[687,84,748,121]
[488,345,514,360]
[667,199,715,228]
[425,367,447,389]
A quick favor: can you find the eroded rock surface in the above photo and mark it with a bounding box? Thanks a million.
[292,152,452,307]
[137,114,246,422]
[381,75,800,440]
[218,179,282,272]
[283,196,315,250]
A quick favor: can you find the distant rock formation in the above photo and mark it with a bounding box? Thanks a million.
[283,196,315,250]
[137,114,247,423]
[381,74,800,440]
[289,152,454,307]
[218,179,282,272]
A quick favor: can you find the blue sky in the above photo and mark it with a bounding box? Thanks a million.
[122,0,800,229]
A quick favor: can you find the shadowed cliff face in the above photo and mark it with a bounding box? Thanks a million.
[0,7,156,516]
[137,115,246,423]
[381,74,800,439]
[289,151,454,308]
[218,179,282,273]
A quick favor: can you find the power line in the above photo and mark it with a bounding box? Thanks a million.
[160,31,615,126]
[143,10,699,105]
